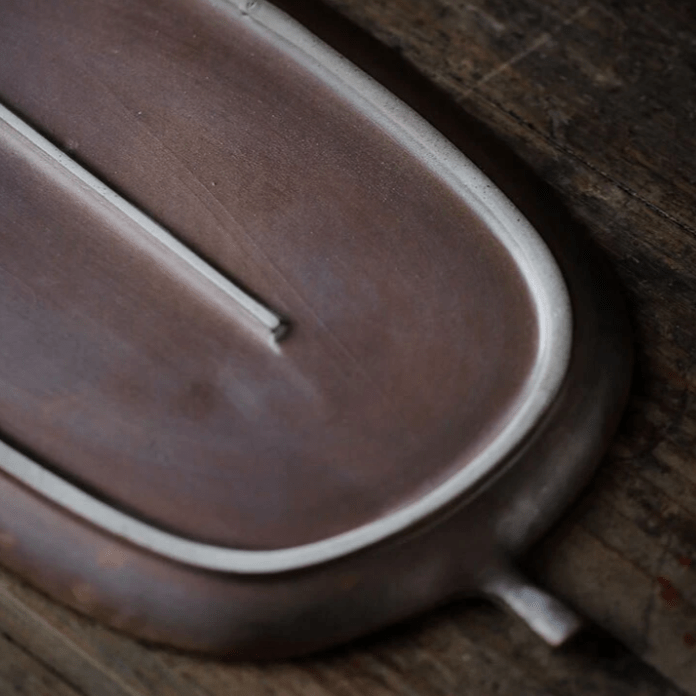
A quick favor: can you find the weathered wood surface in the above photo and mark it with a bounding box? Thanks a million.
[1,0,695,693]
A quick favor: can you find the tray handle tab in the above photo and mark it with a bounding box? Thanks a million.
[483,566,583,647]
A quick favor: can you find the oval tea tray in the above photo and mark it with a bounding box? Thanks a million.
[0,0,631,656]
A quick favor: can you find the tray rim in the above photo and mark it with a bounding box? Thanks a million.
[0,0,572,573]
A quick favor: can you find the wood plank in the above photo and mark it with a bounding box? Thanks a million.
[0,629,84,696]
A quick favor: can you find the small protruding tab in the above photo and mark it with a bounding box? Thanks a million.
[484,567,583,647]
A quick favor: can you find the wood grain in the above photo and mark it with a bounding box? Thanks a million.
[0,630,84,696]
[1,0,695,693]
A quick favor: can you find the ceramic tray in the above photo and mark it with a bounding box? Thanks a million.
[0,0,631,656]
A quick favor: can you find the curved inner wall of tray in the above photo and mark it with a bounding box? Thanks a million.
[0,0,543,550]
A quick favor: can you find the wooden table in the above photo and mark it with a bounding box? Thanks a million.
[1,0,695,693]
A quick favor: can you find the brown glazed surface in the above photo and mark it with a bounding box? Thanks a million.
[0,0,537,549]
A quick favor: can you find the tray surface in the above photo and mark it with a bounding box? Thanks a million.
[0,0,551,553]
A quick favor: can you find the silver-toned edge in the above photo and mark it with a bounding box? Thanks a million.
[0,103,285,344]
[0,0,573,573]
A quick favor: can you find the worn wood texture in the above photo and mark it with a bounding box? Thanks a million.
[1,0,695,693]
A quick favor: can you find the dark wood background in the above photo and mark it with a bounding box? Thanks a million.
[1,0,695,693]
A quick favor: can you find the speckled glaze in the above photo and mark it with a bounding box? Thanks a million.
[0,0,630,656]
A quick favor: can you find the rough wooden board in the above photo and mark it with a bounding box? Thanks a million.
[0,628,84,696]
[1,0,696,693]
